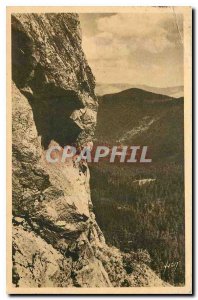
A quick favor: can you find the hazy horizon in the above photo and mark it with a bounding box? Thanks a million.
[96,82,184,89]
[94,82,184,97]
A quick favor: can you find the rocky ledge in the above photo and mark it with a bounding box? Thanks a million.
[12,13,168,288]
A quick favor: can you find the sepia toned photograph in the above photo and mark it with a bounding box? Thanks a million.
[6,6,192,294]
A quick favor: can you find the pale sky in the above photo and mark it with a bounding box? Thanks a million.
[79,12,184,88]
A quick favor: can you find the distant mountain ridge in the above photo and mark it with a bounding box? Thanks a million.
[95,88,184,163]
[101,87,183,103]
[96,83,184,98]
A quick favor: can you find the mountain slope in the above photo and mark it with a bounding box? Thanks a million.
[95,88,184,162]
[90,87,185,285]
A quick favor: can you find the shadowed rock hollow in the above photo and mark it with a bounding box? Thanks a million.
[12,13,168,288]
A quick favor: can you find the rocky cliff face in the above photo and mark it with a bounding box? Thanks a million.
[12,13,167,288]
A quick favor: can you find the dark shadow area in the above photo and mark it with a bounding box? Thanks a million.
[12,16,35,88]
[26,89,83,149]
[12,15,84,149]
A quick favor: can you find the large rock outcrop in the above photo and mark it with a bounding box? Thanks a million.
[12,13,168,288]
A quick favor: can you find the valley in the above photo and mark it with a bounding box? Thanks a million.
[89,87,185,285]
